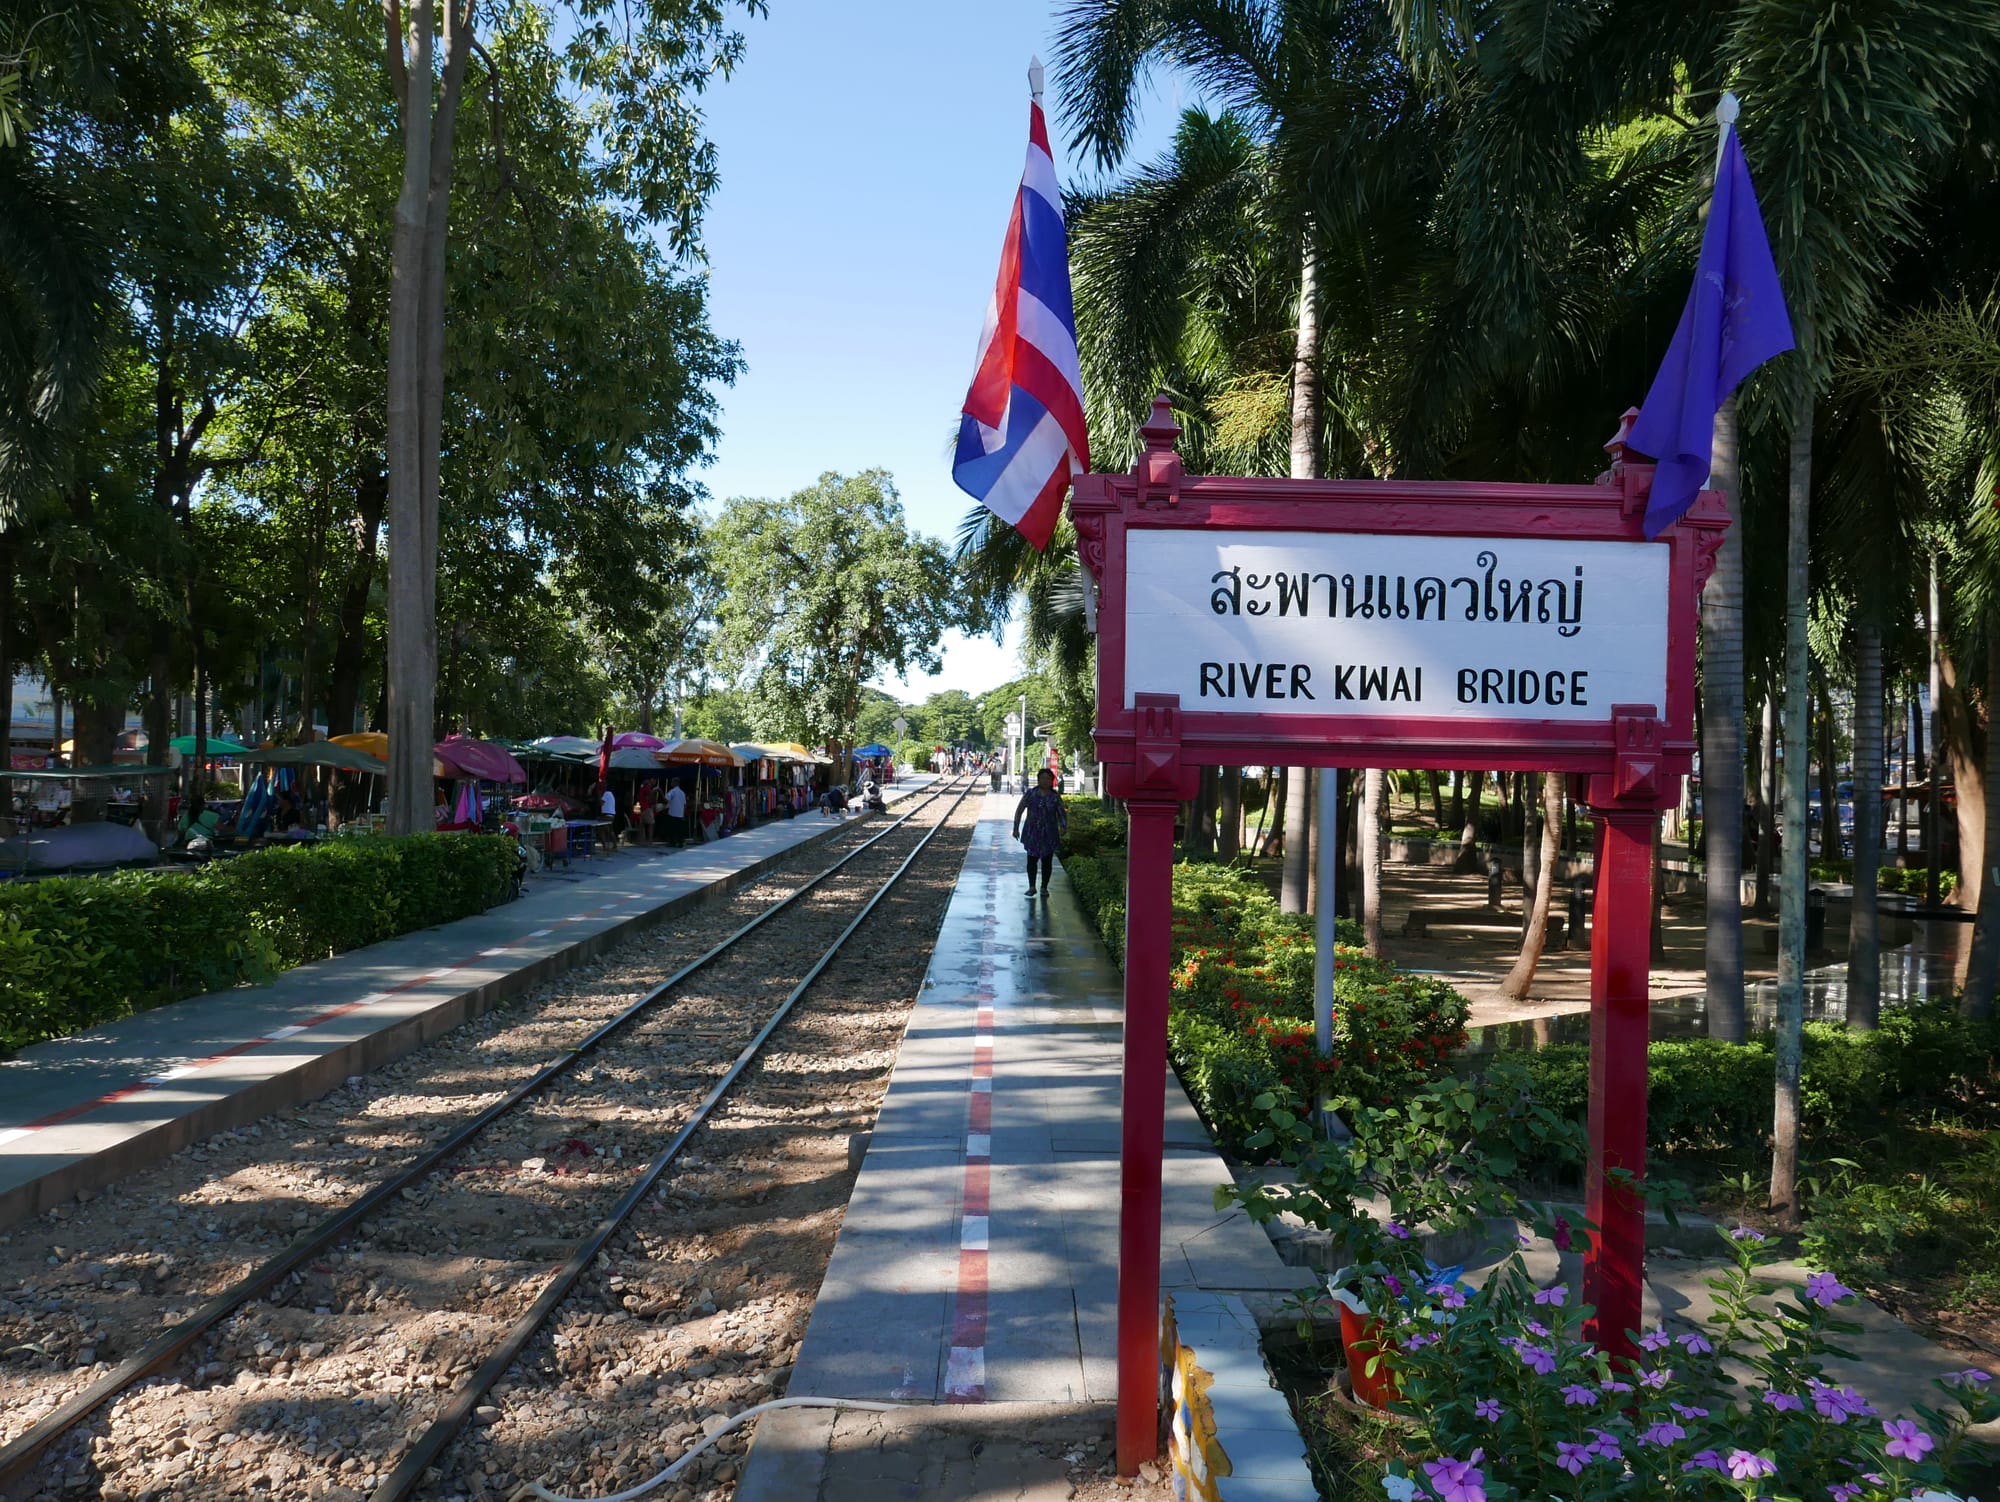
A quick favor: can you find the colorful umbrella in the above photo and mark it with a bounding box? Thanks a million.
[526,735,601,758]
[655,739,747,769]
[435,735,528,784]
[612,731,667,749]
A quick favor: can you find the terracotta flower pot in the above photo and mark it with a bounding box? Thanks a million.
[1339,1301,1402,1408]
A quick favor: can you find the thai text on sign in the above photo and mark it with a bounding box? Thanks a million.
[1123,530,1669,719]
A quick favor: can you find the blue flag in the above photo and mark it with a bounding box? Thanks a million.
[1628,128,1795,538]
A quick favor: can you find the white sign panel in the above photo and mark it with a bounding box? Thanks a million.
[1124,530,1669,720]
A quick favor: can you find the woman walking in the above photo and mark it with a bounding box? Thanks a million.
[1013,768,1067,898]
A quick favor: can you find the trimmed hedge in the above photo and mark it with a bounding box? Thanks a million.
[1059,797,1470,1152]
[0,834,517,1055]
[1493,1001,2000,1161]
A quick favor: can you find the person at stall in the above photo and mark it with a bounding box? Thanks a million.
[663,778,688,847]
[273,788,304,833]
[633,781,656,843]
[175,794,224,852]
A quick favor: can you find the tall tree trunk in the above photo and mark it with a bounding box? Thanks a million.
[1282,767,1311,912]
[0,531,13,784]
[1847,613,1883,1029]
[1940,644,1986,913]
[143,629,172,825]
[1361,768,1384,954]
[1450,770,1463,832]
[1519,770,1540,922]
[1260,766,1285,859]
[1771,396,1813,1229]
[1185,765,1217,859]
[1925,556,1943,906]
[383,0,471,832]
[1427,770,1444,828]
[1454,769,1485,873]
[1961,614,2000,1020]
[1218,767,1241,861]
[1816,679,1841,859]
[1752,696,1777,915]
[1280,230,1320,913]
[1499,772,1563,1000]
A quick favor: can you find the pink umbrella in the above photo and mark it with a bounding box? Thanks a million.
[612,731,667,749]
[435,735,528,784]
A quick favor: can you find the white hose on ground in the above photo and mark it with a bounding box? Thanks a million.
[526,1396,911,1502]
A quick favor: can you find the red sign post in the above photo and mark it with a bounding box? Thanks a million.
[1073,398,1725,1473]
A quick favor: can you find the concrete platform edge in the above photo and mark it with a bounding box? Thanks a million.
[0,810,889,1230]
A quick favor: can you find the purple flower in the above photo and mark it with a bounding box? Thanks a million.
[1552,1214,1573,1251]
[1670,1402,1710,1420]
[1554,1441,1592,1476]
[1600,1379,1633,1395]
[1533,1285,1567,1307]
[1726,1450,1776,1481]
[1945,1368,1992,1388]
[1881,1419,1934,1462]
[1639,1421,1686,1447]
[1560,1384,1598,1407]
[1421,1449,1487,1502]
[1473,1398,1502,1421]
[1524,1320,1550,1339]
[1760,1389,1804,1412]
[1586,1430,1623,1460]
[1731,1225,1767,1243]
[1828,1485,1862,1502]
[1807,1380,1874,1424]
[1403,1333,1438,1350]
[1682,1449,1723,1473]
[1515,1343,1555,1376]
[1428,1284,1467,1310]
[1675,1332,1714,1354]
[1637,1368,1672,1390]
[1804,1271,1855,1308]
[1638,1328,1672,1353]
[1386,1221,1412,1241]
[1382,1273,1405,1299]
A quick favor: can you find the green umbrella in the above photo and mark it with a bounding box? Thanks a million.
[168,734,252,756]
[236,742,389,774]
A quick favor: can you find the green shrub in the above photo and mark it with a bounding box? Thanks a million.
[1060,814,1467,1153]
[1169,1010,1281,1149]
[1495,1005,2000,1164]
[0,833,516,1056]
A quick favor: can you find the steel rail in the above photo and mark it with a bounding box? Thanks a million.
[370,775,978,1500]
[0,776,973,1488]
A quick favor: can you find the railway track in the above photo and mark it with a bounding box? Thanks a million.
[0,775,979,1500]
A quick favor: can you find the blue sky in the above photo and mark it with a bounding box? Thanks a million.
[691,1,1198,702]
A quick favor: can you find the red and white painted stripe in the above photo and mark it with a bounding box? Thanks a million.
[944,883,1005,1402]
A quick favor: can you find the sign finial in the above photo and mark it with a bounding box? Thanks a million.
[1028,55,1044,103]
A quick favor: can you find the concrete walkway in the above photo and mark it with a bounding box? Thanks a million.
[738,792,1315,1502]
[0,779,938,1226]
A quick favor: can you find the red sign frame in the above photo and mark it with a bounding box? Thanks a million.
[1073,399,1727,1475]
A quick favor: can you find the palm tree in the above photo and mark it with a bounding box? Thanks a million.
[1055,0,1433,913]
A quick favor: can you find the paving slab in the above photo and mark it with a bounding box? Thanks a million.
[0,778,940,1227]
[741,792,1312,1499]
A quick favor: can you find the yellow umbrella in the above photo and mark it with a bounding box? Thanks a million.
[656,738,748,769]
[331,732,448,777]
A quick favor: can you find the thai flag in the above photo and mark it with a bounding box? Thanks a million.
[953,73,1090,551]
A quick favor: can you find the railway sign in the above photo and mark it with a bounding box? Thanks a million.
[1072,397,1726,1473]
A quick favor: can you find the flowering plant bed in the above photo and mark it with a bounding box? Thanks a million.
[1060,799,1470,1153]
[1369,1229,1997,1502]
[1221,1071,1584,1314]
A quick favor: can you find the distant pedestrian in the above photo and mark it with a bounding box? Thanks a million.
[1013,768,1066,898]
[820,785,849,819]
